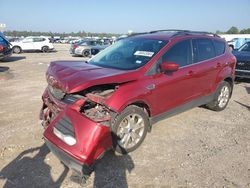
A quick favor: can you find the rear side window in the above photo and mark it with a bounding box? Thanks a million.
[213,40,225,56]
[33,38,46,42]
[162,40,192,67]
[192,39,215,63]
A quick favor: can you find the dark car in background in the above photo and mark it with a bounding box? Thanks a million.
[233,42,250,78]
[70,39,109,57]
[0,32,12,60]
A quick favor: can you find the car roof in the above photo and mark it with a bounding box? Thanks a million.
[126,30,223,41]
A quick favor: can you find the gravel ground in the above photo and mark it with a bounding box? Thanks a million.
[0,44,249,188]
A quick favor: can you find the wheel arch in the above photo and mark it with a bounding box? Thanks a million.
[118,100,152,132]
[224,76,234,97]
[12,45,22,50]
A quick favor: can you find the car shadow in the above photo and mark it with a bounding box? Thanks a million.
[234,100,250,111]
[92,151,134,188]
[0,144,69,188]
[0,56,26,62]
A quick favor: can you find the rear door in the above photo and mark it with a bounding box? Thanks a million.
[33,37,46,50]
[191,38,223,95]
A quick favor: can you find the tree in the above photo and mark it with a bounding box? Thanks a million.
[240,28,250,34]
[226,26,239,34]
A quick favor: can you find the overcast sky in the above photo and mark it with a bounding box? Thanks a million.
[1,0,249,34]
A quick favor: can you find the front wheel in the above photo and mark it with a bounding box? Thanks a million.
[111,105,149,154]
[206,81,231,111]
[12,46,21,54]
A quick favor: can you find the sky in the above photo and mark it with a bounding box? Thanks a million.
[0,0,249,34]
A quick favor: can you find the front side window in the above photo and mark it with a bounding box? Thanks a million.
[162,40,192,67]
[89,38,168,70]
[193,39,215,63]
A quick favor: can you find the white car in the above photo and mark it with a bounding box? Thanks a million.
[11,37,54,53]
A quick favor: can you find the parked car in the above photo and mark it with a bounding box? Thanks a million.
[11,36,54,53]
[70,40,109,57]
[233,41,250,78]
[0,32,12,60]
[40,30,236,183]
[228,38,250,50]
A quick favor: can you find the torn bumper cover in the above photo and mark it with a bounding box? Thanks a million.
[41,88,113,175]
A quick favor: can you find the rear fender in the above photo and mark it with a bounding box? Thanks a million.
[212,66,234,93]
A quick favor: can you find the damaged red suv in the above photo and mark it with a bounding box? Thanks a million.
[40,30,236,181]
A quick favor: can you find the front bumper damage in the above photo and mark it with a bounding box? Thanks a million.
[40,87,113,176]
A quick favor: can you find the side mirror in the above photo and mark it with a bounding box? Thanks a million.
[160,62,179,72]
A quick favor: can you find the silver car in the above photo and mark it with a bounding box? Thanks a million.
[70,40,109,57]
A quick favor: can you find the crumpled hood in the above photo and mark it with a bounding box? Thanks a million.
[46,61,139,93]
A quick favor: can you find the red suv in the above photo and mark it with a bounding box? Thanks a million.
[40,30,236,182]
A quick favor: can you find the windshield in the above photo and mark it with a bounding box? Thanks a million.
[88,38,167,70]
[238,42,250,52]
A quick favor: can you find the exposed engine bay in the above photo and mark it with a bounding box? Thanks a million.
[78,84,118,122]
[42,84,120,126]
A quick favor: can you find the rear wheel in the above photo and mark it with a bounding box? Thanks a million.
[12,46,21,54]
[111,105,149,154]
[206,81,231,111]
[82,50,90,57]
[42,46,49,53]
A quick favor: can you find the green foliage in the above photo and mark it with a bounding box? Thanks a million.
[226,26,239,34]
[217,27,250,34]
[3,30,120,38]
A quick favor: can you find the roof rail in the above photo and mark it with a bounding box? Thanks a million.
[125,30,220,39]
[149,29,190,33]
[150,30,220,38]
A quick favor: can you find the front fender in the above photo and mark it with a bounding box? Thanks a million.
[104,80,153,114]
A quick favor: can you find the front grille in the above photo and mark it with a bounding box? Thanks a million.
[236,61,250,71]
[55,116,75,137]
[48,86,65,100]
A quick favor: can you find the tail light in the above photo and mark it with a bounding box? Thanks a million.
[0,45,4,52]
[73,44,78,49]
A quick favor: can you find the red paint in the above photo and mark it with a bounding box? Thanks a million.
[41,32,236,167]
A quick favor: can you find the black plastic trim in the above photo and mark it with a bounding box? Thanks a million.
[45,139,93,176]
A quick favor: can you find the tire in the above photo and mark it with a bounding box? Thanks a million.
[206,81,231,111]
[42,46,49,53]
[82,50,90,57]
[111,105,149,154]
[12,46,21,54]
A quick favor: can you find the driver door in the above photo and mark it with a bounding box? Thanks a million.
[148,39,198,115]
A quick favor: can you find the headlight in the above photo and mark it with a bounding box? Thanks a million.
[53,127,76,146]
